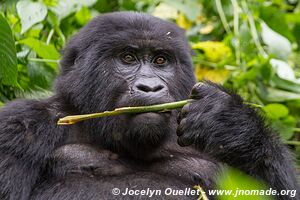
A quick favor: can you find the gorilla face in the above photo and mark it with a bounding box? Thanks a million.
[56,12,196,158]
[108,45,179,157]
[113,45,177,127]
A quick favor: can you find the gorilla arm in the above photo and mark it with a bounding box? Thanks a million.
[0,99,64,200]
[176,82,299,198]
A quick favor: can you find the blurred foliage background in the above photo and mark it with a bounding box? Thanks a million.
[0,0,300,164]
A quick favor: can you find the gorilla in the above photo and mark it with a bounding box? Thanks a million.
[0,12,298,200]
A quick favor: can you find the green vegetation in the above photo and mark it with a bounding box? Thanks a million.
[216,167,274,200]
[0,0,300,163]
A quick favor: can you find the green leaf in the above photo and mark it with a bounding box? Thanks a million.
[49,0,97,20]
[27,61,55,89]
[263,104,289,120]
[258,87,300,102]
[292,22,300,48]
[272,116,296,140]
[216,167,273,200]
[43,0,58,7]
[0,14,17,86]
[240,22,256,55]
[260,61,272,81]
[18,38,60,69]
[259,6,294,42]
[47,10,60,27]
[26,24,43,38]
[270,59,296,80]
[16,0,48,34]
[261,22,291,60]
[75,6,91,26]
[152,3,178,20]
[271,75,300,93]
[163,0,201,21]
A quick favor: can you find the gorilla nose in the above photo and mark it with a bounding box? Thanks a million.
[136,84,164,93]
[134,79,166,94]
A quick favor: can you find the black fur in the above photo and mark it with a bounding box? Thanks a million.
[0,12,298,200]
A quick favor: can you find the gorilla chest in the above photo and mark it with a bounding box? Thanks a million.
[32,144,218,199]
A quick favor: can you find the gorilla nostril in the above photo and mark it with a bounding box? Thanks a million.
[153,85,164,92]
[136,84,164,93]
[137,84,152,92]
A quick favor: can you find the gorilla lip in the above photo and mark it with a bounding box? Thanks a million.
[130,111,171,118]
[129,112,166,122]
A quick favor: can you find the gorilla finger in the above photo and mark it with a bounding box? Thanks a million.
[176,118,187,136]
[190,81,225,100]
[190,82,208,99]
[177,112,181,124]
[177,134,194,147]
[178,104,190,121]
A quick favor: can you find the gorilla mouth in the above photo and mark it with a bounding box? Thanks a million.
[131,112,161,119]
[116,93,174,109]
[120,103,173,123]
[115,96,174,127]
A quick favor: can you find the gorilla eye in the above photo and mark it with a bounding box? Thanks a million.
[122,53,136,64]
[154,56,167,65]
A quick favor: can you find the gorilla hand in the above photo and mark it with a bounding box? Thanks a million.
[176,81,299,195]
[176,81,263,165]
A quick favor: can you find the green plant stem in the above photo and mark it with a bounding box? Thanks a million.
[57,99,193,125]
[231,0,241,66]
[285,141,300,146]
[241,1,267,57]
[215,0,232,34]
[244,102,263,108]
[55,27,66,45]
[28,58,59,63]
[194,185,209,200]
[46,29,54,45]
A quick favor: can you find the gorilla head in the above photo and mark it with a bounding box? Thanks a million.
[56,12,196,158]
